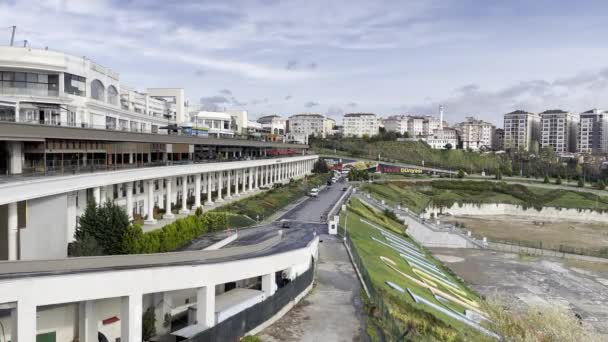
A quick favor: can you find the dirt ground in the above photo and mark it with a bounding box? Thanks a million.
[443,215,608,250]
[430,248,608,335]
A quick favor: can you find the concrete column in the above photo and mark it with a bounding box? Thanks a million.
[248,167,253,192]
[121,294,143,342]
[100,186,108,205]
[164,177,174,219]
[254,167,258,189]
[216,171,224,202]
[78,300,97,342]
[9,141,22,175]
[179,176,189,214]
[92,186,100,206]
[242,168,247,193]
[262,273,276,297]
[8,202,18,261]
[126,182,134,220]
[267,165,271,185]
[144,180,157,224]
[234,170,240,196]
[12,300,36,342]
[226,170,232,199]
[196,286,215,328]
[205,173,213,205]
[194,174,202,208]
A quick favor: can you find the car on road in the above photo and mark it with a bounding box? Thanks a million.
[308,188,319,197]
[326,180,332,186]
[281,221,291,229]
[342,186,348,191]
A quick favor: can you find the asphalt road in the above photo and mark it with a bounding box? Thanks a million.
[280,177,348,222]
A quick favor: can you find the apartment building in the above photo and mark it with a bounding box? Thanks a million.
[424,127,459,149]
[578,108,608,154]
[384,115,408,135]
[503,110,541,152]
[0,46,185,134]
[343,113,379,137]
[540,109,578,154]
[456,117,495,150]
[257,115,287,135]
[493,128,505,151]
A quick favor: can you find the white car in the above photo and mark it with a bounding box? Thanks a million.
[309,188,319,197]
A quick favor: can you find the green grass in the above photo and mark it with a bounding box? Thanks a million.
[226,213,256,228]
[343,198,487,341]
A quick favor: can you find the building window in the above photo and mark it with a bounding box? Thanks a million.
[91,79,105,101]
[64,73,86,96]
[107,85,118,105]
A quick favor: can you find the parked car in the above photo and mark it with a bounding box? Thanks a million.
[309,188,319,197]
[281,221,291,229]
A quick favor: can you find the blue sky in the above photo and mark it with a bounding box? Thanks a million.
[3,0,608,125]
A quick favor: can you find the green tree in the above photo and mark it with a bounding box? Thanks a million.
[457,169,465,178]
[142,307,156,341]
[577,178,584,188]
[444,143,453,150]
[555,176,562,185]
[72,199,132,256]
[312,159,330,173]
[543,175,550,184]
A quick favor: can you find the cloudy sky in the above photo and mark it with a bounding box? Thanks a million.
[2,0,608,125]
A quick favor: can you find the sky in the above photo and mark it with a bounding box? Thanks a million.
[2,0,608,126]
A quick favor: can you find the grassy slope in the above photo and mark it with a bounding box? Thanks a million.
[343,198,485,341]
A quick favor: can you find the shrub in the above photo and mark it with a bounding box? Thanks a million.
[577,179,584,188]
[543,175,550,184]
[142,307,156,341]
[195,206,203,216]
[596,180,606,190]
[555,176,562,185]
[457,169,465,178]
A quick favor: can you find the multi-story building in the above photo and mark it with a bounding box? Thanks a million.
[503,110,540,152]
[342,113,379,137]
[578,109,608,154]
[188,111,235,138]
[424,128,459,149]
[384,115,408,135]
[456,117,495,150]
[492,128,505,151]
[0,46,186,134]
[540,109,578,154]
[287,114,336,143]
[257,115,286,135]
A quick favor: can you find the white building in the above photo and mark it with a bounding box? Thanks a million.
[257,115,286,136]
[578,108,608,154]
[0,46,183,134]
[540,109,578,154]
[343,113,379,137]
[503,110,541,152]
[424,128,459,149]
[456,117,495,151]
[189,111,234,138]
[288,114,334,138]
[384,115,408,135]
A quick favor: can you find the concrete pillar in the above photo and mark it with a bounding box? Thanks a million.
[262,273,276,297]
[254,167,259,189]
[78,300,97,342]
[205,173,213,205]
[194,174,202,208]
[100,186,108,205]
[144,180,157,224]
[267,165,271,184]
[248,167,253,192]
[242,168,247,193]
[93,186,101,206]
[126,182,134,220]
[14,101,20,123]
[180,176,189,214]
[12,301,36,342]
[226,170,232,199]
[8,202,18,261]
[216,171,224,202]
[196,286,215,328]
[234,170,240,196]
[9,141,22,175]
[164,178,174,219]
[121,294,143,342]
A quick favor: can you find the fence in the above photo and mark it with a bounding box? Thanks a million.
[488,240,608,263]
[187,260,315,342]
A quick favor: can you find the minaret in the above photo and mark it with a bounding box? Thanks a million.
[439,105,444,130]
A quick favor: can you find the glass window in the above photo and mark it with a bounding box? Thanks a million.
[14,72,26,82]
[91,79,105,101]
[27,73,38,82]
[64,73,86,96]
[2,72,13,81]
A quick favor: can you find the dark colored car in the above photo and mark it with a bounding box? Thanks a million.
[281,221,291,229]
[342,187,348,191]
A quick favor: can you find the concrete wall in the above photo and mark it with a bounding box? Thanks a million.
[426,202,608,224]
[20,194,69,260]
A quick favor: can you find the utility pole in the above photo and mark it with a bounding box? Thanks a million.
[9,25,16,46]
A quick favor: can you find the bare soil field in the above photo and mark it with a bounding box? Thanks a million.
[443,215,608,251]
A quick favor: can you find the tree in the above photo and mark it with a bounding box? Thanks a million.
[142,307,157,341]
[555,176,562,185]
[495,169,502,180]
[444,143,453,150]
[577,179,584,188]
[457,169,465,178]
[312,159,330,173]
[543,175,550,184]
[596,180,606,190]
[72,199,132,256]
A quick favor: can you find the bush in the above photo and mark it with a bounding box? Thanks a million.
[142,307,156,341]
[457,169,465,178]
[596,180,606,190]
[555,176,562,185]
[543,175,550,184]
[577,179,584,188]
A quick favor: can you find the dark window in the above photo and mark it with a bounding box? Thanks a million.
[64,73,86,96]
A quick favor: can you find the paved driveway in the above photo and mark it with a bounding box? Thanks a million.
[258,235,365,342]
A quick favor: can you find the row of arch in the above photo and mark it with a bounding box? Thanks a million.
[91,79,118,105]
